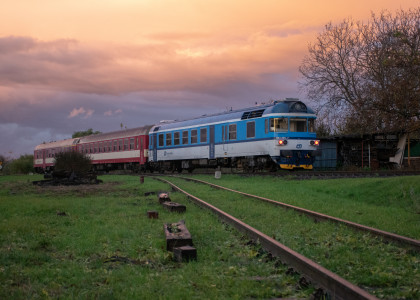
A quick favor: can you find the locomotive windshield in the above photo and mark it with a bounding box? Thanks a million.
[270,118,288,132]
[269,118,316,133]
[290,118,307,132]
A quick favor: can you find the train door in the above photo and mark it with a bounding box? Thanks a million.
[139,136,144,163]
[152,133,157,161]
[209,125,215,159]
[222,125,228,151]
[42,149,46,169]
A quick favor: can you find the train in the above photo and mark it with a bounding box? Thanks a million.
[34,99,321,173]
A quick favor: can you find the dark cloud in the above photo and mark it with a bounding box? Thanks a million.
[0,31,306,157]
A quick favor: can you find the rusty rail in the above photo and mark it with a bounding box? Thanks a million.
[153,176,378,300]
[175,176,420,252]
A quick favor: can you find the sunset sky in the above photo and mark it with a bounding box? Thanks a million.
[1,0,418,158]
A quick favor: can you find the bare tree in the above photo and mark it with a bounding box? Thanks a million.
[300,8,420,134]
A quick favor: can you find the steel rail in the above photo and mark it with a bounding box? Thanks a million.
[158,170,420,179]
[153,176,378,300]
[173,176,420,252]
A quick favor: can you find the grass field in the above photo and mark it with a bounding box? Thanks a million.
[0,175,315,299]
[186,174,420,240]
[163,174,420,299]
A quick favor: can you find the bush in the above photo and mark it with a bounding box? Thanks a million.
[54,151,92,176]
[3,155,34,174]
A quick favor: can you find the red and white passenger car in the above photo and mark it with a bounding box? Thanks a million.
[34,138,79,172]
[34,126,152,173]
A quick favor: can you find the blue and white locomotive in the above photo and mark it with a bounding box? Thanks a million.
[148,98,320,172]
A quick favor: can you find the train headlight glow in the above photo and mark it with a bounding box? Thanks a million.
[310,140,320,146]
[278,139,288,145]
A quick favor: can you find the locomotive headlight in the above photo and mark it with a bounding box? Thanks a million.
[278,139,288,146]
[310,140,320,146]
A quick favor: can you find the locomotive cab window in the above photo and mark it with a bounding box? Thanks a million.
[200,128,207,143]
[191,129,198,144]
[309,119,315,132]
[270,118,288,132]
[290,118,307,132]
[247,121,255,138]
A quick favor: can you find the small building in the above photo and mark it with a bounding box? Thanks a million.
[314,133,419,170]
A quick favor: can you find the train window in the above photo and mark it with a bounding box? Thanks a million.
[124,139,129,150]
[135,138,139,149]
[265,119,269,134]
[247,122,255,138]
[113,141,117,152]
[191,129,198,144]
[108,141,112,152]
[130,138,134,150]
[119,140,123,151]
[200,128,207,143]
[290,118,307,132]
[166,133,172,146]
[99,142,102,153]
[94,143,98,153]
[229,124,237,140]
[91,144,94,153]
[182,131,188,144]
[270,118,288,132]
[140,137,144,149]
[309,119,315,132]
[174,132,180,145]
[158,134,164,147]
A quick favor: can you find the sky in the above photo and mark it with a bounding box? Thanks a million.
[0,0,418,158]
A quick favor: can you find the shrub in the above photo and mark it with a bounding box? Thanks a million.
[54,151,92,176]
[4,155,34,174]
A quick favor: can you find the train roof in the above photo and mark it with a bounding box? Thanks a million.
[151,99,315,132]
[79,125,153,143]
[34,138,79,150]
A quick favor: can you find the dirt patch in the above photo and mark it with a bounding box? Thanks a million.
[3,181,121,197]
[35,181,120,197]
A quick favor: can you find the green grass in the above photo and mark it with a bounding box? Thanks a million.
[0,175,314,299]
[185,174,420,239]
[164,175,420,299]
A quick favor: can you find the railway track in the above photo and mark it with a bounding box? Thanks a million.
[137,169,420,180]
[271,170,420,179]
[168,176,420,252]
[153,176,378,300]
